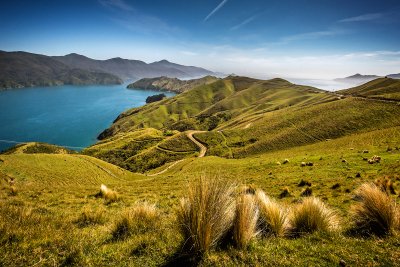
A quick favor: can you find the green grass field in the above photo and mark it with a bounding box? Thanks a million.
[1,77,400,266]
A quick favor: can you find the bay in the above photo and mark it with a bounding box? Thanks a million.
[0,84,175,151]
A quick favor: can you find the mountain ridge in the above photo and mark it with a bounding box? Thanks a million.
[53,53,215,80]
[0,51,123,90]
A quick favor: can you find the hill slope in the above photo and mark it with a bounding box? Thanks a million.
[88,76,400,172]
[338,77,400,101]
[0,51,122,89]
[127,75,219,93]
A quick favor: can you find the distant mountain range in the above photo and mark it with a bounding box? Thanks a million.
[127,76,219,93]
[0,51,122,89]
[53,53,214,81]
[335,73,400,85]
[0,51,215,90]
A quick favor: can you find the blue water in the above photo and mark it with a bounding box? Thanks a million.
[0,84,175,152]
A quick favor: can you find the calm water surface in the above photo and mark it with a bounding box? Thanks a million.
[0,84,174,151]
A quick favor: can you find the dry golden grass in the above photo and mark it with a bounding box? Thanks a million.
[351,183,398,236]
[233,194,259,248]
[290,197,340,236]
[75,206,106,227]
[255,190,289,237]
[177,177,236,253]
[112,202,160,240]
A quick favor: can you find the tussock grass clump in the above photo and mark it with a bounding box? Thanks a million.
[255,190,289,237]
[112,202,160,240]
[233,194,259,248]
[75,207,105,227]
[97,184,119,203]
[350,183,397,236]
[177,177,236,253]
[290,197,340,236]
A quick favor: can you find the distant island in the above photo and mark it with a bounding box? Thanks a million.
[127,76,219,93]
[0,51,216,90]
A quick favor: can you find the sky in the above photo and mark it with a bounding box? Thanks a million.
[1,0,400,79]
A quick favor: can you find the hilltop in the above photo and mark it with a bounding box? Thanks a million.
[127,76,219,93]
[0,51,122,90]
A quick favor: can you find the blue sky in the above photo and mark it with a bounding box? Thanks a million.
[1,0,399,79]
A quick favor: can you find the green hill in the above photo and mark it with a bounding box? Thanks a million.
[99,76,336,139]
[338,77,400,101]
[90,76,399,172]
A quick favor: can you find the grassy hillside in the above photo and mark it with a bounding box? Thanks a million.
[1,126,399,266]
[93,76,399,172]
[85,129,199,172]
[338,77,400,101]
[99,76,336,139]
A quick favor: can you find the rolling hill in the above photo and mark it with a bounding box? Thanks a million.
[86,76,400,172]
[0,51,122,89]
[338,77,400,101]
[2,76,400,266]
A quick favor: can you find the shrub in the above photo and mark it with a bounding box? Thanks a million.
[233,194,259,248]
[177,177,236,253]
[111,202,160,240]
[255,190,289,237]
[290,197,340,236]
[350,183,397,236]
[75,207,105,227]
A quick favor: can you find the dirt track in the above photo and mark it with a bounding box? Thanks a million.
[186,130,207,157]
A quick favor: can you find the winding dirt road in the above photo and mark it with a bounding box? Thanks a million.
[147,130,207,176]
[186,130,207,158]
